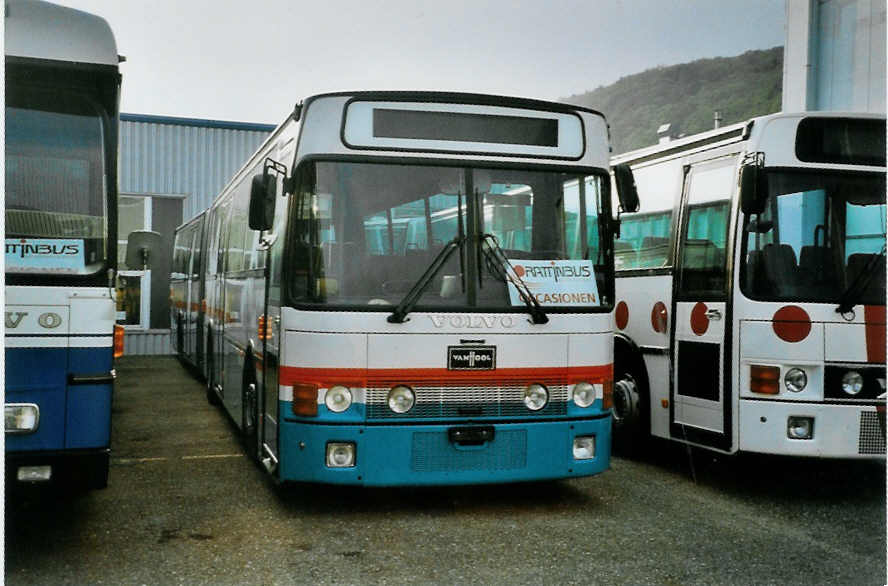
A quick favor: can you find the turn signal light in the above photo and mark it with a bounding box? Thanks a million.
[291,383,318,416]
[258,315,272,341]
[113,324,125,358]
[750,365,780,395]
[602,380,614,409]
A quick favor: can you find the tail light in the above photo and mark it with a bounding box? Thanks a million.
[113,324,125,358]
[750,365,780,395]
[291,383,318,416]
[602,379,614,409]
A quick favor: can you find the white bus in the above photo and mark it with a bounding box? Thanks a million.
[5,0,124,488]
[611,112,886,458]
[172,91,639,485]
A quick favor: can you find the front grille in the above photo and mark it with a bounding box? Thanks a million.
[858,411,886,455]
[366,383,569,419]
[411,429,527,472]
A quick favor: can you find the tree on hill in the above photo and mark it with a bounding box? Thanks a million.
[563,47,783,154]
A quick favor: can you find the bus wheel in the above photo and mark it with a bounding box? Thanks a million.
[241,369,259,461]
[205,343,220,406]
[612,362,649,455]
[176,313,185,359]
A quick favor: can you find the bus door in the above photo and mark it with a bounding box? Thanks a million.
[671,156,736,450]
[260,142,293,468]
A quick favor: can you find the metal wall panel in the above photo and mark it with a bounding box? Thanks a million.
[119,115,275,222]
[123,329,173,356]
[118,114,276,354]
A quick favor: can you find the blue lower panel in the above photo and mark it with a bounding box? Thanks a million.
[66,347,113,449]
[5,346,112,454]
[279,415,611,486]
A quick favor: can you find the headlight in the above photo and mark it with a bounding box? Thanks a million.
[841,371,864,396]
[387,385,415,414]
[787,416,814,440]
[5,404,39,434]
[325,442,356,468]
[324,385,353,413]
[572,436,596,459]
[572,382,596,408]
[784,368,807,393]
[524,383,548,411]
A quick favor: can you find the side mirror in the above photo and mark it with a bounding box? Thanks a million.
[613,163,640,213]
[249,172,276,231]
[125,230,162,270]
[739,164,768,215]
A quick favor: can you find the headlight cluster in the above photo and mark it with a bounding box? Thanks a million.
[387,385,416,413]
[784,368,808,393]
[378,381,603,415]
[324,385,353,413]
[841,371,864,396]
[572,382,597,408]
[524,383,548,411]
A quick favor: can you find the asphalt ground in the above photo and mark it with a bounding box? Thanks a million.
[5,356,887,585]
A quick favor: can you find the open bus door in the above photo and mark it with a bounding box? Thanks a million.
[671,157,736,451]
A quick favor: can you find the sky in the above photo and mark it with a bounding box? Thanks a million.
[52,0,786,125]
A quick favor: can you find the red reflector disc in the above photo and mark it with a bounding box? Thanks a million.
[772,306,812,343]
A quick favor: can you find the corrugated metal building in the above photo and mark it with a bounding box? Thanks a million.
[117,113,275,354]
[783,0,886,113]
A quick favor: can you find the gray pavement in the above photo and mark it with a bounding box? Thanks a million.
[5,356,886,585]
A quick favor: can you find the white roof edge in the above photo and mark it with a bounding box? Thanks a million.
[613,111,887,165]
[4,0,118,66]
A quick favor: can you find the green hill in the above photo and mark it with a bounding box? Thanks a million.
[563,47,783,154]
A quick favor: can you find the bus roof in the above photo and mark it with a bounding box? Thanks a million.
[301,90,606,119]
[5,0,118,66]
[612,111,887,168]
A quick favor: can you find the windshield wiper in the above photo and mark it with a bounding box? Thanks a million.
[836,242,886,314]
[387,236,465,324]
[479,234,548,324]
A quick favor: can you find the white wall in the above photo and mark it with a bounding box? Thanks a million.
[783,0,886,113]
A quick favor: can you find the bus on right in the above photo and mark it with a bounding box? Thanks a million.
[610,112,886,458]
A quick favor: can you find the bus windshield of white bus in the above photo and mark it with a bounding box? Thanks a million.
[286,161,611,311]
[5,87,108,275]
[742,170,886,305]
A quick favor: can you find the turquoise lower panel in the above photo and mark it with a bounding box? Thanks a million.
[278,412,611,486]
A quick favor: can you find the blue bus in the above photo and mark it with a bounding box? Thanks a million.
[5,0,123,489]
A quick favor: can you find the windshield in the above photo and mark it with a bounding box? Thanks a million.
[5,87,108,275]
[741,170,886,305]
[286,161,612,312]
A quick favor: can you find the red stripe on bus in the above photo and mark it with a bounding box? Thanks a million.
[279,364,613,386]
[864,305,886,364]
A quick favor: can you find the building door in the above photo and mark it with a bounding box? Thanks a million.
[671,156,736,449]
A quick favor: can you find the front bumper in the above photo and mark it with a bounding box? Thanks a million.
[5,448,110,489]
[739,399,885,458]
[278,416,611,486]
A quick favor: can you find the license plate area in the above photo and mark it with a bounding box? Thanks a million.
[448,425,495,446]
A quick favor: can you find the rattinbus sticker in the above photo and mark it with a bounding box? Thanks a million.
[5,238,87,273]
[506,259,601,307]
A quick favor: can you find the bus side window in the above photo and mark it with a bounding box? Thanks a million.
[677,158,735,295]
[613,162,678,270]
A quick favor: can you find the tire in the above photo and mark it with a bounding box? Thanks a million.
[241,363,259,462]
[612,351,650,456]
[176,313,185,360]
[205,336,221,406]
